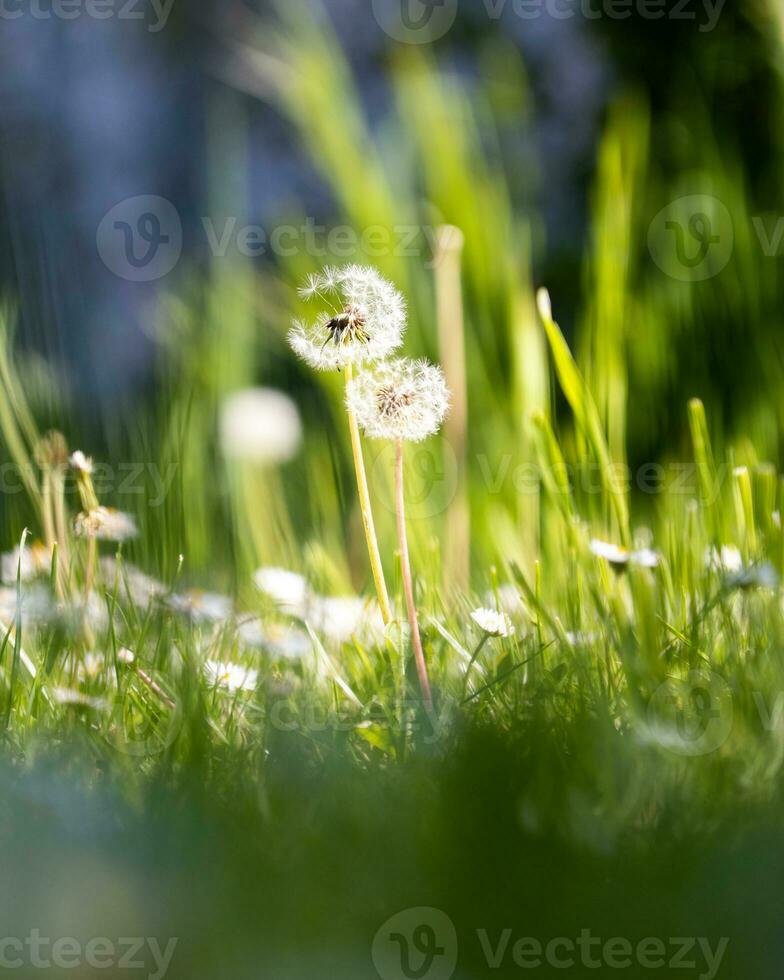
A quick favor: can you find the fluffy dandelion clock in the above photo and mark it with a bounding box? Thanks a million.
[289,265,406,370]
[346,358,450,442]
[220,388,302,464]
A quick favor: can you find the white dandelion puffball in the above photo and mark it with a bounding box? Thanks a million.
[470,607,515,638]
[220,388,302,464]
[346,358,450,442]
[288,265,406,370]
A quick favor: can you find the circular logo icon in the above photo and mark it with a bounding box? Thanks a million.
[371,0,458,44]
[648,195,734,282]
[372,908,457,980]
[97,195,182,282]
[370,440,458,519]
[646,669,733,756]
[108,671,182,757]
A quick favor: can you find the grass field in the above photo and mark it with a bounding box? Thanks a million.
[3,2,784,978]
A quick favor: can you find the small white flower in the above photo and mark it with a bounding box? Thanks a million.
[101,558,166,609]
[238,617,312,660]
[166,590,233,624]
[704,546,743,574]
[254,567,309,615]
[288,265,406,370]
[74,507,138,542]
[346,358,450,442]
[729,562,779,591]
[52,687,108,710]
[1,541,51,584]
[204,659,259,693]
[483,585,524,617]
[308,595,385,644]
[470,607,515,638]
[77,651,105,681]
[68,450,93,474]
[589,538,660,570]
[220,388,303,464]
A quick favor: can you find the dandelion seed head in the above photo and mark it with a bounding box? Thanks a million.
[346,358,450,442]
[288,265,406,370]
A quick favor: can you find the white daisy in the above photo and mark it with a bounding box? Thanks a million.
[238,617,312,660]
[704,546,743,574]
[166,590,233,624]
[220,387,303,464]
[470,607,515,638]
[203,659,259,693]
[589,538,660,570]
[100,558,167,609]
[74,507,138,542]
[346,358,450,442]
[308,595,385,645]
[254,567,309,615]
[1,541,51,584]
[288,265,406,370]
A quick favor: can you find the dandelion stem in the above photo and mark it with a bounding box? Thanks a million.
[344,363,392,625]
[394,438,432,707]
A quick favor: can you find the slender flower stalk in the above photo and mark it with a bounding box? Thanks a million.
[394,439,432,707]
[347,357,450,705]
[288,266,405,622]
[344,363,392,624]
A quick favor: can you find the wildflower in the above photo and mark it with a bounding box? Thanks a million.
[220,387,302,464]
[166,590,233,624]
[346,358,450,442]
[308,595,385,645]
[254,567,309,616]
[348,358,450,707]
[238,617,312,660]
[1,541,51,584]
[704,546,743,574]
[288,265,405,370]
[470,607,515,638]
[590,538,660,570]
[729,562,779,591]
[68,450,93,474]
[52,687,108,711]
[203,659,259,693]
[101,558,166,609]
[74,507,138,542]
[483,585,524,617]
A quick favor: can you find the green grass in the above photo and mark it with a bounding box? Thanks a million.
[2,4,784,976]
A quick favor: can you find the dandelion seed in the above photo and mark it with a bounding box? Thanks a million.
[74,507,138,542]
[470,607,515,638]
[288,265,405,370]
[590,538,660,570]
[203,659,259,693]
[346,358,450,442]
[220,388,303,464]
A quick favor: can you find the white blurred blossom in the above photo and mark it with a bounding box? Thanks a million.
[220,387,302,464]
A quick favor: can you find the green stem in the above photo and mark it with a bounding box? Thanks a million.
[344,364,392,624]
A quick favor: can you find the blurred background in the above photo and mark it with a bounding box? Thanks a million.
[0,0,783,584]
